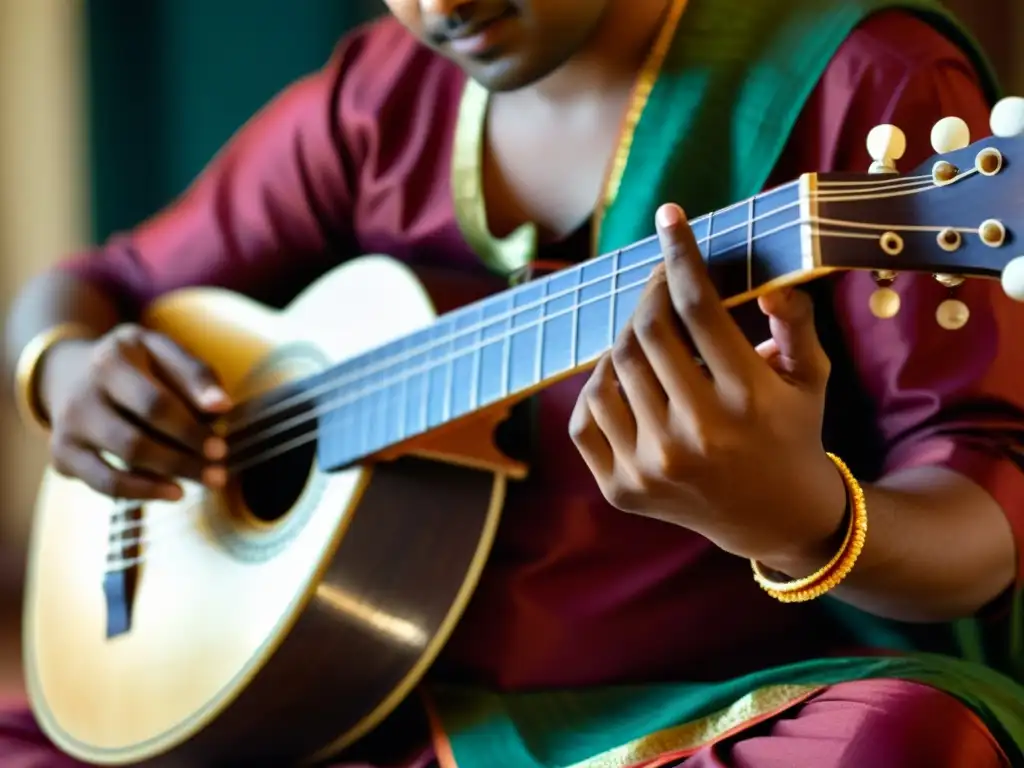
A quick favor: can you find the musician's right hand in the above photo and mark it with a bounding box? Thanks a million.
[40,324,232,501]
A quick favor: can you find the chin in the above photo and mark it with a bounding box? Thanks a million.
[462,61,538,92]
[458,47,568,93]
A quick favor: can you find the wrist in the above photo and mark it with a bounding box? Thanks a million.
[35,336,97,426]
[757,452,850,579]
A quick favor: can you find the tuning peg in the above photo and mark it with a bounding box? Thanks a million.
[867,124,906,172]
[869,270,901,319]
[1001,256,1024,302]
[931,117,971,154]
[991,96,1024,138]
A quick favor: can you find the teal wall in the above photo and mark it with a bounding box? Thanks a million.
[86,0,381,241]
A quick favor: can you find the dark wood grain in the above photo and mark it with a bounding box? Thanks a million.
[139,458,497,768]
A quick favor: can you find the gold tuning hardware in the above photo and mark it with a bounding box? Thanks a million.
[933,274,965,289]
[869,270,900,319]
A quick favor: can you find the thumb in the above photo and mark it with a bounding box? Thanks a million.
[757,288,829,387]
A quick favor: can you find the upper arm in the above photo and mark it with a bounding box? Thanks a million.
[60,38,362,315]
[820,20,1024,583]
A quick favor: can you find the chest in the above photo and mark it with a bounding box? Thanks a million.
[481,96,630,243]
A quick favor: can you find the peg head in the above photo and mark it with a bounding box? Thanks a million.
[991,96,1024,138]
[867,124,906,165]
[1001,256,1024,303]
[936,299,970,331]
[931,116,971,154]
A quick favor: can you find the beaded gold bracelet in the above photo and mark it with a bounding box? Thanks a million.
[13,322,95,432]
[750,452,868,604]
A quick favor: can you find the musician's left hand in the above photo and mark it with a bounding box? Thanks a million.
[569,203,847,564]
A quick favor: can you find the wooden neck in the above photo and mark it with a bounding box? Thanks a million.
[230,176,814,474]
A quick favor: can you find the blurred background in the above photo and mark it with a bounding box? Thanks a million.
[0,0,1020,703]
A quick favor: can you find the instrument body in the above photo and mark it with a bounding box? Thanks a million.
[24,256,506,766]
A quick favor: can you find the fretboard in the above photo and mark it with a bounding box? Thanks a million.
[231,178,811,474]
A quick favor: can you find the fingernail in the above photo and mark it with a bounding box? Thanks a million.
[160,484,184,502]
[199,386,230,409]
[203,437,228,460]
[203,466,228,489]
[656,204,683,229]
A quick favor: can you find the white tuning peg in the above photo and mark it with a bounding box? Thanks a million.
[991,96,1024,138]
[931,116,971,154]
[1001,256,1024,302]
[866,124,906,171]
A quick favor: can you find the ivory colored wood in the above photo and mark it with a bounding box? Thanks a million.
[23,256,506,766]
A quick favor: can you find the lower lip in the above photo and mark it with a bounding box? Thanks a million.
[447,16,512,57]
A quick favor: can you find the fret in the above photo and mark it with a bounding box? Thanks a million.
[533,279,547,383]
[357,351,375,455]
[576,254,616,363]
[747,197,754,292]
[569,267,580,370]
[478,292,511,407]
[506,280,543,393]
[418,327,432,432]
[613,237,660,335]
[369,346,391,449]
[469,305,482,411]
[401,326,431,440]
[449,306,480,420]
[442,330,454,423]
[314,180,810,474]
[705,209,715,260]
[425,320,450,428]
[606,248,619,351]
[540,265,582,379]
[396,344,409,441]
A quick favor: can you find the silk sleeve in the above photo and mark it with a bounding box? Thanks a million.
[828,59,1024,585]
[57,39,363,315]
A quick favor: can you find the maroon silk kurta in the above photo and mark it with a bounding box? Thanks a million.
[7,9,1023,768]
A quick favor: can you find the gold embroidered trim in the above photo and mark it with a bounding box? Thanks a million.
[450,0,690,273]
[568,684,823,768]
[451,78,538,277]
[590,0,690,256]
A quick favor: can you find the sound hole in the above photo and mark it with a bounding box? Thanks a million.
[238,442,316,523]
[230,391,319,525]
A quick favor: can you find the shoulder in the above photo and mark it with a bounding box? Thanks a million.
[327,17,466,129]
[832,9,981,76]
[797,9,992,174]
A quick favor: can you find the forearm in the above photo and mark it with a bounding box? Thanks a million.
[761,464,1017,623]
[4,271,124,415]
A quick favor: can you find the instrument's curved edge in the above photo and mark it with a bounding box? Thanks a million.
[21,255,512,766]
[310,470,507,763]
[21,462,375,766]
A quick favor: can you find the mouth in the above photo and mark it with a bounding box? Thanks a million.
[444,8,518,58]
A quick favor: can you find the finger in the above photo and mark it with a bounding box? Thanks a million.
[78,402,221,487]
[610,323,668,433]
[568,395,614,478]
[141,333,232,414]
[103,361,227,460]
[584,355,636,456]
[655,203,762,385]
[52,443,183,502]
[632,269,714,412]
[757,288,830,388]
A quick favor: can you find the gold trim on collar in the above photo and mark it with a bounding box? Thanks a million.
[450,0,690,273]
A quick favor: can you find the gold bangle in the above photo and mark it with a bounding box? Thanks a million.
[751,453,868,604]
[13,322,95,432]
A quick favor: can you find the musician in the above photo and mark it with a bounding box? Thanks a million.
[5,0,1024,765]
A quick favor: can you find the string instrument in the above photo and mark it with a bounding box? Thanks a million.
[23,97,1024,767]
